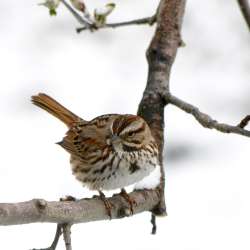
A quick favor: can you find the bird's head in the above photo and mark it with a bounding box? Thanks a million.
[110,115,152,153]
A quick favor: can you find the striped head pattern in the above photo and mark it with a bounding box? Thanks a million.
[110,115,154,152]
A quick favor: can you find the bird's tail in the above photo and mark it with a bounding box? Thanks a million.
[31,93,83,127]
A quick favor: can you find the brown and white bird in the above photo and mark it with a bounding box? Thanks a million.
[31,93,159,215]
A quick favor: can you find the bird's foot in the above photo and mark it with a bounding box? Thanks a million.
[120,188,137,215]
[98,191,113,219]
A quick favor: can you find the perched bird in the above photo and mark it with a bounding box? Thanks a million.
[31,93,159,216]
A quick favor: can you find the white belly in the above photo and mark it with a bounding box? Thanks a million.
[98,157,156,190]
[71,151,158,191]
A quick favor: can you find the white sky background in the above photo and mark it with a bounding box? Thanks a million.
[0,0,250,249]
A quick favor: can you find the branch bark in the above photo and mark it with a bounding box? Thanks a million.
[0,190,159,225]
[237,0,250,31]
[138,0,186,215]
[32,224,62,250]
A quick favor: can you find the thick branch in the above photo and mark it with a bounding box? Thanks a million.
[237,0,250,31]
[166,93,250,137]
[0,190,159,226]
[137,0,187,216]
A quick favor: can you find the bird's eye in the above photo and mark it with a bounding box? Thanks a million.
[127,131,135,137]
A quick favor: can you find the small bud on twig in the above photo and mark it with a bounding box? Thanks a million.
[94,3,116,27]
[69,0,86,12]
[38,0,60,16]
[68,0,94,27]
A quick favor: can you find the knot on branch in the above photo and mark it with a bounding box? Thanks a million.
[34,199,47,210]
[146,46,172,66]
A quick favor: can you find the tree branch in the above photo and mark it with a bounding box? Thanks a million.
[0,190,160,226]
[165,93,250,137]
[138,0,187,216]
[61,0,156,33]
[237,0,250,31]
[76,15,157,33]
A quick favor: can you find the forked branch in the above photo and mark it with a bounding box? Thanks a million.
[60,0,157,32]
[76,15,156,33]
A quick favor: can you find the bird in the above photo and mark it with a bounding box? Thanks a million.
[31,93,159,217]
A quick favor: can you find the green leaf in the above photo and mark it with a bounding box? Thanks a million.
[49,8,57,16]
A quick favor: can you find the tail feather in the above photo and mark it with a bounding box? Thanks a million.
[31,93,83,127]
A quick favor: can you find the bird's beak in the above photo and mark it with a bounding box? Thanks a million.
[111,134,121,145]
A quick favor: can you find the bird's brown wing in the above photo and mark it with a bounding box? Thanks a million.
[58,121,111,164]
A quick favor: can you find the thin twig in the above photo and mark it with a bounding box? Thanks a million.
[62,224,72,250]
[165,93,250,137]
[237,0,250,31]
[237,115,250,128]
[60,0,95,29]
[76,15,157,33]
[61,0,156,33]
[150,214,157,235]
[32,224,62,250]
